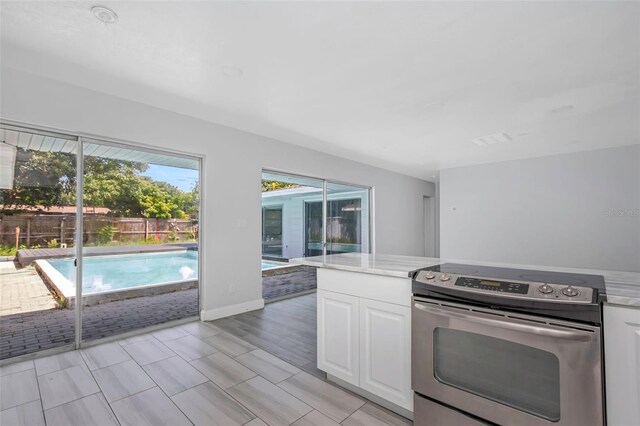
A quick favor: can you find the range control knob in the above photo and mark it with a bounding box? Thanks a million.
[424,271,436,280]
[439,274,451,282]
[561,286,580,297]
[538,284,554,294]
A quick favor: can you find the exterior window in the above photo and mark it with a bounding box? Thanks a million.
[262,206,283,257]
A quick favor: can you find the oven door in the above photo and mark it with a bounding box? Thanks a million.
[412,297,603,426]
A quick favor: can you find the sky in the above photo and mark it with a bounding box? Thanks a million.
[141,164,198,192]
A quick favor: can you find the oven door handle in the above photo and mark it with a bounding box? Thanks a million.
[414,302,594,342]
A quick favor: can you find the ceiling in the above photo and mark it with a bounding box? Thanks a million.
[1,1,638,181]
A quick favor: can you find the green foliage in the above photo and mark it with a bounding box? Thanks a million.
[0,150,76,211]
[47,239,59,249]
[55,297,69,310]
[261,180,298,192]
[96,224,115,245]
[0,245,17,256]
[1,150,200,219]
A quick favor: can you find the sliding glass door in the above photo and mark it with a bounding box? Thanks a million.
[0,126,78,359]
[326,182,370,255]
[261,171,325,260]
[0,123,202,360]
[80,139,201,343]
[261,170,371,260]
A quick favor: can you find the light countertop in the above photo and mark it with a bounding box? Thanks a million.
[290,253,640,308]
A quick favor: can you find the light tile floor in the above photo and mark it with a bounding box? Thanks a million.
[0,321,412,426]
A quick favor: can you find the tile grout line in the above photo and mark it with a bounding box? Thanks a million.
[79,343,130,425]
[119,335,198,426]
[340,407,360,425]
[182,376,262,424]
[7,364,46,425]
[210,331,350,423]
[59,352,119,424]
[7,319,393,426]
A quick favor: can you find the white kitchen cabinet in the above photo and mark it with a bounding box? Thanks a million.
[317,289,360,386]
[359,298,412,409]
[316,268,413,414]
[604,304,640,426]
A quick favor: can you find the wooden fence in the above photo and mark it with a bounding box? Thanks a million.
[0,214,197,247]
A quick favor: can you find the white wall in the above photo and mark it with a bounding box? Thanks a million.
[440,145,640,272]
[0,68,435,317]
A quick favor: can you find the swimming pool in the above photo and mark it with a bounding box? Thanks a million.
[46,251,198,295]
[36,252,288,306]
[261,260,287,270]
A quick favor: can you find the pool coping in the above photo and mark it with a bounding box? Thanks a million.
[17,243,197,267]
[35,258,198,307]
[262,261,300,277]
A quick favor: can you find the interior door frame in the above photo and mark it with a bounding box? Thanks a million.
[423,195,437,258]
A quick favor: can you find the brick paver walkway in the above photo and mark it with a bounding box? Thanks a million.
[0,288,198,360]
[262,266,317,301]
[0,264,315,360]
[0,262,58,315]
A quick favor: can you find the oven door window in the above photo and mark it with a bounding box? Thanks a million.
[434,328,560,422]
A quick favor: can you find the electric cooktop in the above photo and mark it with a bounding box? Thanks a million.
[412,263,607,324]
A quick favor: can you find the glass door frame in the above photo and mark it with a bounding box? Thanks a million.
[1,119,204,353]
[76,135,204,348]
[261,168,374,257]
[1,121,81,359]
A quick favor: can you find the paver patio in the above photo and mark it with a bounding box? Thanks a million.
[1,288,198,360]
[263,266,317,301]
[1,262,315,360]
[0,262,57,315]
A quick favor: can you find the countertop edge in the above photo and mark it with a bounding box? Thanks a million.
[291,258,416,278]
[290,254,640,308]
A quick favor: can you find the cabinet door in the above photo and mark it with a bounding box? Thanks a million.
[604,305,640,426]
[317,290,360,385]
[360,298,412,410]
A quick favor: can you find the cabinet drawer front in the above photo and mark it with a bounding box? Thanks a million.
[318,269,412,307]
[317,290,360,385]
[360,298,412,410]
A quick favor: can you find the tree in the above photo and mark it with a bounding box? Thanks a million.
[0,150,76,211]
[1,149,199,219]
[262,180,298,192]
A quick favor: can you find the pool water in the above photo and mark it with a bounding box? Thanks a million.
[48,251,198,294]
[261,260,286,270]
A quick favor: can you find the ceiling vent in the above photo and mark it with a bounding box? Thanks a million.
[471,132,513,147]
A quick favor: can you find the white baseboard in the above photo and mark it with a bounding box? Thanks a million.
[200,298,265,321]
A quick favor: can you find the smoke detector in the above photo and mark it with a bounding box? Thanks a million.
[91,6,118,24]
[471,132,513,147]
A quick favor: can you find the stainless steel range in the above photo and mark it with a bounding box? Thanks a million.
[411,263,606,426]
